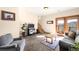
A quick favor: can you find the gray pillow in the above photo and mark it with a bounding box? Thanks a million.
[75,36,79,43]
[0,33,13,46]
[68,31,76,40]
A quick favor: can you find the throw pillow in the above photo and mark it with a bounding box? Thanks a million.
[68,31,76,40]
[75,36,79,43]
[0,33,13,46]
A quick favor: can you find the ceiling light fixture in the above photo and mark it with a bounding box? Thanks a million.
[43,7,48,10]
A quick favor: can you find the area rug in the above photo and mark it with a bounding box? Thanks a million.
[41,39,59,50]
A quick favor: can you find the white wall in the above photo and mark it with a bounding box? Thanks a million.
[40,8,79,34]
[1,7,78,37]
[0,7,20,38]
[0,7,38,38]
[18,7,38,32]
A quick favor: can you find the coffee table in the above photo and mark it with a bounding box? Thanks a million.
[45,34,53,44]
[41,35,59,50]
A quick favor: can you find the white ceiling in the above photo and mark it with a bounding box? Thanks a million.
[25,7,77,16]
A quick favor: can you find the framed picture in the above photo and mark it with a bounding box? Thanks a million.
[47,21,53,24]
[1,10,15,21]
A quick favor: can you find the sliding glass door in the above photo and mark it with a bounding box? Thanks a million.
[56,18,64,34]
[56,15,79,35]
[67,19,77,32]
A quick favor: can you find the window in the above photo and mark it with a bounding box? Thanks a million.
[56,18,64,34]
[67,19,77,32]
[56,15,79,35]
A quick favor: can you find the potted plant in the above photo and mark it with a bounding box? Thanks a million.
[21,23,27,37]
[72,43,79,51]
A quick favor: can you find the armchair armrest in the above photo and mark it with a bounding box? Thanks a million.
[12,39,25,51]
[0,43,20,51]
[0,43,17,49]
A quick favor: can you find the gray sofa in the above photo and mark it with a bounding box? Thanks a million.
[59,36,75,51]
[0,33,25,51]
[59,31,77,51]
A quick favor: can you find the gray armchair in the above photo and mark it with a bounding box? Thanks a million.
[0,34,25,51]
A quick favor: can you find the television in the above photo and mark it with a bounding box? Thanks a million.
[28,24,34,28]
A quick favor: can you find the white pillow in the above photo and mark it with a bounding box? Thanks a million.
[75,36,79,43]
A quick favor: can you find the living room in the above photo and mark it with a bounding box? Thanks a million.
[0,7,79,51]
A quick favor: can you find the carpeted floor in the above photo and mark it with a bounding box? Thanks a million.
[24,34,59,51]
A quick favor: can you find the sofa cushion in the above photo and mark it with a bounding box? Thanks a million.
[0,33,13,46]
[68,31,76,40]
[62,37,75,45]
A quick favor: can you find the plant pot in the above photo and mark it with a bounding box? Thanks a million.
[22,32,26,37]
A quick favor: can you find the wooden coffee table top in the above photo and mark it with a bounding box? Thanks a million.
[45,34,53,38]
